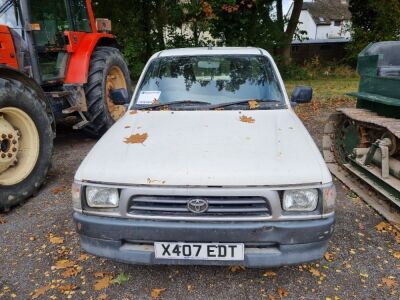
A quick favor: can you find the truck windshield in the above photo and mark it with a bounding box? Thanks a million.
[134,55,285,110]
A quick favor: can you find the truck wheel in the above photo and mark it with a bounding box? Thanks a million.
[83,46,132,137]
[0,78,53,211]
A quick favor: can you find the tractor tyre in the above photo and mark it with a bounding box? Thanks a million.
[83,46,132,138]
[0,77,54,211]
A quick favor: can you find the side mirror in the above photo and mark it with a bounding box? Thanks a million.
[109,88,129,105]
[291,86,313,104]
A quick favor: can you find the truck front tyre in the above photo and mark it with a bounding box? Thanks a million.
[0,78,53,211]
[83,47,132,138]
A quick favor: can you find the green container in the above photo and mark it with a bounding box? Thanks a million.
[348,41,400,118]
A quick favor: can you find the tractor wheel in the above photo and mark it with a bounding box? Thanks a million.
[0,78,53,211]
[83,46,132,137]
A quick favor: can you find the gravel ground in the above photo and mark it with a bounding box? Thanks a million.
[0,108,399,300]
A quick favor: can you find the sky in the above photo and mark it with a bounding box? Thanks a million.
[283,0,293,15]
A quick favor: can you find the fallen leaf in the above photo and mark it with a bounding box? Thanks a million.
[228,265,245,272]
[94,275,113,291]
[248,100,259,109]
[129,110,137,115]
[53,259,75,270]
[394,251,400,259]
[124,125,131,129]
[49,236,64,245]
[187,285,192,291]
[78,253,90,261]
[62,266,82,278]
[111,273,131,285]
[263,271,277,277]
[324,252,334,262]
[98,294,107,300]
[382,277,397,289]
[94,272,106,278]
[277,287,288,298]
[124,133,148,144]
[309,267,321,277]
[151,288,166,299]
[268,294,276,300]
[239,115,255,123]
[51,185,67,194]
[58,284,78,294]
[0,216,5,224]
[375,221,389,232]
[31,286,51,299]
[360,273,369,278]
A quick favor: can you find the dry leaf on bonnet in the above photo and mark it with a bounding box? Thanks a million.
[124,133,148,144]
[239,115,255,123]
[248,100,259,109]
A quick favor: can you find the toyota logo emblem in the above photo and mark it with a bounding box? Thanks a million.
[187,198,209,214]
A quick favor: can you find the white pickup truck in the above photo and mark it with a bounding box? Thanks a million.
[72,47,336,267]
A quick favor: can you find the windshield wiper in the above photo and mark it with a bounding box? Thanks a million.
[209,99,284,110]
[133,100,211,110]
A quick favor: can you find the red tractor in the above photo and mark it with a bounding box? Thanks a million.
[0,0,132,210]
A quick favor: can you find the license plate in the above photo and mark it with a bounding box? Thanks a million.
[154,242,244,261]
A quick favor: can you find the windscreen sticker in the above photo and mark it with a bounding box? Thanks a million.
[137,91,161,105]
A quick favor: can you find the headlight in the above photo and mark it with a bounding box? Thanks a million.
[283,189,318,211]
[85,186,119,208]
[322,184,336,214]
[72,183,82,211]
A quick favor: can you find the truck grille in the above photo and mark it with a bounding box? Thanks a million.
[127,196,271,218]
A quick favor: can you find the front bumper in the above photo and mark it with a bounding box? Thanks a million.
[74,212,335,267]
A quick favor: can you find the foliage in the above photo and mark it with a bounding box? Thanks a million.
[281,58,357,81]
[348,0,400,56]
[94,0,304,79]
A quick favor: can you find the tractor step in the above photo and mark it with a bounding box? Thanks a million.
[62,106,81,114]
[46,91,72,98]
[72,119,89,130]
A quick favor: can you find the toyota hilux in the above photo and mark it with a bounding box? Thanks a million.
[72,47,336,267]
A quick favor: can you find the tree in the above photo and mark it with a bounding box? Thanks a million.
[278,0,303,64]
[349,0,400,55]
[94,0,305,78]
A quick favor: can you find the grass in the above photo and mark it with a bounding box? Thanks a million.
[285,77,360,100]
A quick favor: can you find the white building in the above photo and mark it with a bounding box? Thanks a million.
[288,0,351,40]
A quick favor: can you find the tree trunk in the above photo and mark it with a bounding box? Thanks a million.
[192,19,199,46]
[280,0,303,65]
[155,1,166,50]
[276,0,284,33]
[141,0,152,60]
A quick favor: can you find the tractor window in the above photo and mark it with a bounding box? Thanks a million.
[29,0,71,81]
[70,0,92,32]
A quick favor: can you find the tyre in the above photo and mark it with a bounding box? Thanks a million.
[0,77,53,211]
[83,46,132,137]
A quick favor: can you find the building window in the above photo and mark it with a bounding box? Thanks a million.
[334,20,341,26]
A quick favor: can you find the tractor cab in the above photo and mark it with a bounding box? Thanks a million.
[1,0,131,136]
[0,0,99,84]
